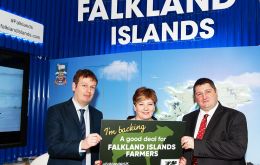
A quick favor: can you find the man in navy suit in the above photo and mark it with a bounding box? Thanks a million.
[46,69,103,165]
[180,78,248,165]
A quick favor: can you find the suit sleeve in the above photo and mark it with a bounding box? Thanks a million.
[182,114,194,165]
[45,106,84,159]
[194,111,248,160]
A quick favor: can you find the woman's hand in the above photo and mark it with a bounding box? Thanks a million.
[94,160,102,165]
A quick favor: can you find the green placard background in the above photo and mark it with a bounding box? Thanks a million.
[99,120,185,165]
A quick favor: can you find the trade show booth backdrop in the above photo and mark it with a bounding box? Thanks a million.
[0,0,259,164]
[48,46,260,164]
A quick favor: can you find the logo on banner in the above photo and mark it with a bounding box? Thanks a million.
[55,64,67,85]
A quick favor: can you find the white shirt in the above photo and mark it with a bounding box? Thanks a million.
[72,97,91,165]
[193,102,219,138]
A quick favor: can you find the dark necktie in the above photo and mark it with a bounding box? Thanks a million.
[79,109,86,139]
[192,114,209,165]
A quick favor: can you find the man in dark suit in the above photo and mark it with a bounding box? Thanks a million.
[46,69,103,165]
[180,78,248,165]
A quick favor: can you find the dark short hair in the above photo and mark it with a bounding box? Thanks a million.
[193,78,216,100]
[133,87,157,105]
[73,69,98,85]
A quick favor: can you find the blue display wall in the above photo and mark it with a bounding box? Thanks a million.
[0,0,259,164]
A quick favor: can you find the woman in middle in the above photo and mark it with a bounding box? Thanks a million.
[127,87,157,120]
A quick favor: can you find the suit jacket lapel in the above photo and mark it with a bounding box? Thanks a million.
[65,98,81,128]
[191,111,199,136]
[204,103,223,138]
[89,106,94,133]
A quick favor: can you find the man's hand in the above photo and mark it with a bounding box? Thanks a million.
[179,156,187,165]
[181,136,194,150]
[81,133,102,150]
[95,160,102,165]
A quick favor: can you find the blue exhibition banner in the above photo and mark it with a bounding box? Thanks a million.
[75,0,259,48]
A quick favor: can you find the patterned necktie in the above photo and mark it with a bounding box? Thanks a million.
[196,114,209,139]
[79,109,86,139]
[193,114,209,165]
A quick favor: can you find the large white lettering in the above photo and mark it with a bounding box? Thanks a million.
[200,18,214,38]
[78,0,236,21]
[77,0,233,45]
[161,0,184,15]
[181,20,198,40]
[111,0,123,19]
[78,0,89,22]
[126,0,144,18]
[112,18,215,45]
[147,0,160,17]
[88,0,108,21]
[161,22,178,41]
[187,0,209,13]
[213,0,236,10]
